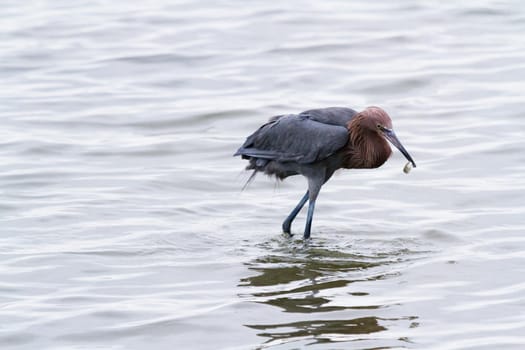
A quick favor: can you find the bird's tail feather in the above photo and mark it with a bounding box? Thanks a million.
[241,170,258,191]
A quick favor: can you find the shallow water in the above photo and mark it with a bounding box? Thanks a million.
[1,0,525,349]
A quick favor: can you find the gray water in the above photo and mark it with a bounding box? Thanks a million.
[1,1,525,349]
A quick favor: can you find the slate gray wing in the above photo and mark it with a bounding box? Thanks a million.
[298,107,358,127]
[234,113,349,164]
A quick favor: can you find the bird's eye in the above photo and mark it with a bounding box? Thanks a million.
[376,124,382,129]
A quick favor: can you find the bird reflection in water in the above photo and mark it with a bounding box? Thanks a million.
[239,239,419,346]
[248,317,387,344]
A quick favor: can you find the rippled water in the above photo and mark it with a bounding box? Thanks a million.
[1,1,525,349]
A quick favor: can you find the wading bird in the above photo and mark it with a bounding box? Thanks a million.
[234,106,416,239]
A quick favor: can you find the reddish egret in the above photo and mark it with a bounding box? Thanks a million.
[234,106,416,239]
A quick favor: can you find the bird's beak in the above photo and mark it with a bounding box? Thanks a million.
[383,129,416,167]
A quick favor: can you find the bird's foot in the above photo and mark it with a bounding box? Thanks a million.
[282,222,293,236]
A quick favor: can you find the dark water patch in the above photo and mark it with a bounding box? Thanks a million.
[268,43,352,55]
[91,309,136,320]
[0,332,37,347]
[124,109,260,132]
[14,118,136,131]
[459,7,510,17]
[104,53,215,65]
[82,145,176,158]
[248,316,387,338]
[361,78,429,94]
[0,65,41,75]
[246,316,418,347]
[262,294,361,313]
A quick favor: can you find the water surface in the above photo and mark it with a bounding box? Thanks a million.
[1,1,525,349]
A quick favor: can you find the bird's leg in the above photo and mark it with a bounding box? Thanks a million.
[282,191,309,236]
[303,179,322,240]
[304,200,316,240]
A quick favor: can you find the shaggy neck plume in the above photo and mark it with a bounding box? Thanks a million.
[344,115,391,169]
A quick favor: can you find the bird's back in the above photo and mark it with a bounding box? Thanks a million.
[235,107,357,179]
[298,107,358,126]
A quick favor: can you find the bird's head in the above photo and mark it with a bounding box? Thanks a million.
[361,106,416,168]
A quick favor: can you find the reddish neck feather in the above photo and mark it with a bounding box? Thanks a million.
[344,114,391,169]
